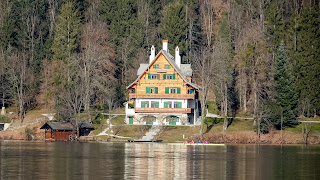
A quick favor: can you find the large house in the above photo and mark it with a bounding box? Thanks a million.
[126,40,201,125]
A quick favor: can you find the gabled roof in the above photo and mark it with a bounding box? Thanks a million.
[40,120,94,130]
[128,50,200,90]
[76,120,95,129]
[40,122,74,130]
[137,64,149,76]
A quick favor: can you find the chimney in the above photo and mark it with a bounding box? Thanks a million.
[162,40,168,52]
[149,45,155,64]
[175,46,181,68]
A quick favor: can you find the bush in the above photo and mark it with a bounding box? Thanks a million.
[206,117,222,125]
[0,115,11,123]
[92,119,101,124]
[25,127,34,140]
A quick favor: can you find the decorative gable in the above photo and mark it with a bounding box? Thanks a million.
[127,40,200,90]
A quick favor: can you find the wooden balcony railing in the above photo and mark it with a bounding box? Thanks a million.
[129,93,195,99]
[135,107,193,113]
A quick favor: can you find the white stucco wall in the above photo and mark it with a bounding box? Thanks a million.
[135,98,188,108]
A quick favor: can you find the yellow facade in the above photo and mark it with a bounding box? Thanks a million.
[131,53,193,96]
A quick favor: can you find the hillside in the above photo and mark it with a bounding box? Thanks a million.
[1,0,320,135]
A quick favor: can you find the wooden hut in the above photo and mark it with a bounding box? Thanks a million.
[40,120,94,141]
[40,122,75,141]
[77,120,95,136]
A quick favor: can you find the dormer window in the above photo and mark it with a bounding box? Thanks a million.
[153,64,159,69]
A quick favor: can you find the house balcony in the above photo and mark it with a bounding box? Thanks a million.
[129,93,195,99]
[134,107,193,113]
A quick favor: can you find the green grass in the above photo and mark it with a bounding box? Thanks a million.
[0,115,11,123]
[206,101,219,114]
[226,118,255,132]
[110,115,125,125]
[157,126,200,142]
[116,125,151,139]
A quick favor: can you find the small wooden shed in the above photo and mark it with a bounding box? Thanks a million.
[40,122,75,141]
[40,120,95,141]
[77,120,95,136]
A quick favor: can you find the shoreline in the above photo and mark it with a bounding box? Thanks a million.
[1,139,320,146]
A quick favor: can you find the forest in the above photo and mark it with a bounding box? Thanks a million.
[0,0,319,133]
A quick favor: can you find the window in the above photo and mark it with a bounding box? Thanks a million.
[165,87,181,94]
[188,89,194,94]
[174,101,182,108]
[150,87,155,94]
[165,64,171,69]
[168,102,173,108]
[146,87,158,94]
[163,74,175,80]
[164,101,172,108]
[148,74,158,79]
[141,101,149,108]
[170,88,177,94]
[151,101,159,108]
[153,64,159,69]
[166,116,179,122]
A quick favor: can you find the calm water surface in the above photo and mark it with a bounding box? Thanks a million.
[0,141,319,179]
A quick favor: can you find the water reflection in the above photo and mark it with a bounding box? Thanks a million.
[0,141,320,179]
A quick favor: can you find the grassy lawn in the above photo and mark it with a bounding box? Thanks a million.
[115,125,151,139]
[110,115,125,125]
[157,126,200,142]
[226,118,255,132]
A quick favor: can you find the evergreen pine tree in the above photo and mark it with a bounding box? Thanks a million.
[51,0,82,60]
[274,41,297,125]
[265,1,285,51]
[161,2,188,60]
[295,5,320,114]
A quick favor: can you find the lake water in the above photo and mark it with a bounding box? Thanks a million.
[0,141,319,179]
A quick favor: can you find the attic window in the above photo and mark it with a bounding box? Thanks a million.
[153,64,159,69]
[148,74,159,79]
[165,64,171,69]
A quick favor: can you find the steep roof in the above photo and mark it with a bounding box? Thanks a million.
[76,120,95,129]
[40,122,74,130]
[128,50,200,89]
[40,120,94,130]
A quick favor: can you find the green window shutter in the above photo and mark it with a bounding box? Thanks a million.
[141,101,145,108]
[148,74,151,79]
[168,65,171,69]
[173,74,175,79]
[155,87,158,94]
[177,87,181,94]
[178,102,182,108]
[164,102,168,108]
[165,87,169,94]
[153,65,156,68]
[155,102,159,108]
[146,87,151,94]
[163,74,166,80]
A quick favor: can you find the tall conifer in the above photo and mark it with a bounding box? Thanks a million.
[51,0,82,61]
[274,41,297,125]
[161,2,188,60]
[295,5,320,114]
[265,1,285,50]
